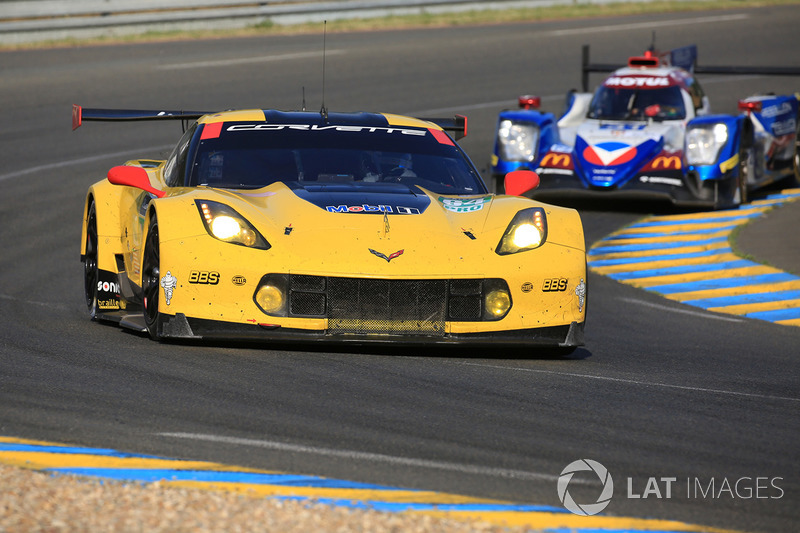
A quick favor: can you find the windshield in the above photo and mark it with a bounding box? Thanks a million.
[587,85,686,121]
[189,122,486,195]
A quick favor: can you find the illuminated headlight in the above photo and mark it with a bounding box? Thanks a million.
[685,124,728,165]
[496,208,548,255]
[497,120,538,162]
[253,274,288,316]
[197,200,270,249]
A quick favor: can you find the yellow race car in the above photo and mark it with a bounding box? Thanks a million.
[75,105,587,351]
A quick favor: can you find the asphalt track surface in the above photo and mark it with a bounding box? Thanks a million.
[1,6,799,532]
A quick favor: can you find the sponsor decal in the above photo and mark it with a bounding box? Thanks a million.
[583,142,637,166]
[599,123,647,132]
[521,282,534,293]
[542,278,568,292]
[227,124,426,137]
[604,76,670,88]
[575,278,586,312]
[189,271,220,285]
[97,281,121,294]
[771,118,796,137]
[326,204,392,213]
[396,206,421,215]
[647,155,682,170]
[537,168,574,176]
[640,176,684,187]
[438,196,491,213]
[539,153,572,169]
[98,299,121,311]
[550,143,572,153]
[761,102,793,118]
[160,271,178,305]
[368,248,404,262]
[232,275,247,286]
[284,225,293,235]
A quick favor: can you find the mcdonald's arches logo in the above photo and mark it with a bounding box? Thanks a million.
[646,155,682,170]
[540,152,573,169]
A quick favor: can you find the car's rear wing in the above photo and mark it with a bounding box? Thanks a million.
[580,44,800,91]
[421,114,468,140]
[72,105,205,130]
[72,105,468,140]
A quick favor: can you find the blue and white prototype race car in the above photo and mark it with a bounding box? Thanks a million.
[490,45,800,209]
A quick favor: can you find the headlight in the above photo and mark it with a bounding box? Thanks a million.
[685,123,728,165]
[496,208,548,255]
[253,274,288,316]
[497,120,539,162]
[197,200,270,249]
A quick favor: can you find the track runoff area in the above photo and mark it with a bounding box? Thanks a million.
[589,189,800,326]
[1,436,741,532]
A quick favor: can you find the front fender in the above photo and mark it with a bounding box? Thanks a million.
[491,109,560,175]
[685,114,746,182]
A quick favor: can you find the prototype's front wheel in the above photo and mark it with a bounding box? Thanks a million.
[734,138,750,207]
[83,201,99,319]
[142,213,162,340]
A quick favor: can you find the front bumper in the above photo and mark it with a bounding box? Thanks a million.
[518,169,729,208]
[158,312,585,348]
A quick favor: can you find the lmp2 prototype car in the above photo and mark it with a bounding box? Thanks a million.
[491,45,800,209]
[75,105,587,350]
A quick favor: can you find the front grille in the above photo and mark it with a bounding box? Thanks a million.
[287,275,491,336]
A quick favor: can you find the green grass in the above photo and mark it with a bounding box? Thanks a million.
[4,0,800,50]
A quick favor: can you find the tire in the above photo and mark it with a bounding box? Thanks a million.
[734,138,750,207]
[83,202,99,319]
[142,212,162,340]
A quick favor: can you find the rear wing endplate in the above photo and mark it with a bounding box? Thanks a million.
[421,115,468,140]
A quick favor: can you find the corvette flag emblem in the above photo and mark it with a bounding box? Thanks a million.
[369,248,404,262]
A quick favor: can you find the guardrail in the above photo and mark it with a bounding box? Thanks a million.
[0,0,577,45]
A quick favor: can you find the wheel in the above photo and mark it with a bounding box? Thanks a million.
[734,138,750,206]
[142,212,162,340]
[717,134,751,210]
[83,202,99,319]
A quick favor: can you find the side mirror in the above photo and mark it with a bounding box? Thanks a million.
[107,166,165,198]
[504,170,540,197]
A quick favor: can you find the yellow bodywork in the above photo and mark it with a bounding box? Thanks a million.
[80,111,587,342]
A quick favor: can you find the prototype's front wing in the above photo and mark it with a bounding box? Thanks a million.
[525,155,741,207]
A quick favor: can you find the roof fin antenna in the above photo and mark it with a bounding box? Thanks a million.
[320,20,328,122]
[648,31,656,53]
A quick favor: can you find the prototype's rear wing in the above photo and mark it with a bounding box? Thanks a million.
[580,44,800,91]
[72,104,469,140]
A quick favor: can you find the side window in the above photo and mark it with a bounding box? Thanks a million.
[163,122,198,187]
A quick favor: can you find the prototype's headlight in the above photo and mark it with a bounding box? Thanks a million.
[496,208,548,255]
[685,123,728,165]
[497,120,539,162]
[197,200,270,249]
